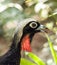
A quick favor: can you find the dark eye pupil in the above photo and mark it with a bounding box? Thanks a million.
[32,23,36,27]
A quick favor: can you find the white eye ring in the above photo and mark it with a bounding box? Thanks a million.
[29,22,37,28]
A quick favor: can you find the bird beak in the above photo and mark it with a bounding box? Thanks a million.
[36,24,47,32]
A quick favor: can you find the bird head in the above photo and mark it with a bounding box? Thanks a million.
[13,18,47,52]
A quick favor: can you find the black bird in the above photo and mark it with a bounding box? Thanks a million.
[0,18,46,65]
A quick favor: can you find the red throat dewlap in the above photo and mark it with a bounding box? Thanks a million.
[21,34,32,52]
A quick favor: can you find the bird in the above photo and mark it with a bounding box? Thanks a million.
[0,18,47,65]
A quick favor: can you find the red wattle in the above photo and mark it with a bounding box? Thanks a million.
[21,35,32,52]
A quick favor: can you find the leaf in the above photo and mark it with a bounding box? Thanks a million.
[20,58,35,65]
[26,52,46,65]
[45,33,57,65]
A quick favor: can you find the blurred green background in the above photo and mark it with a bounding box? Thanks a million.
[0,0,57,65]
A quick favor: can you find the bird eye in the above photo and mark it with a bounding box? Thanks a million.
[29,22,37,28]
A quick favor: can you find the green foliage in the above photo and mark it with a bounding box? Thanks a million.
[20,52,46,65]
[45,33,57,65]
[27,52,46,65]
[20,58,35,65]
